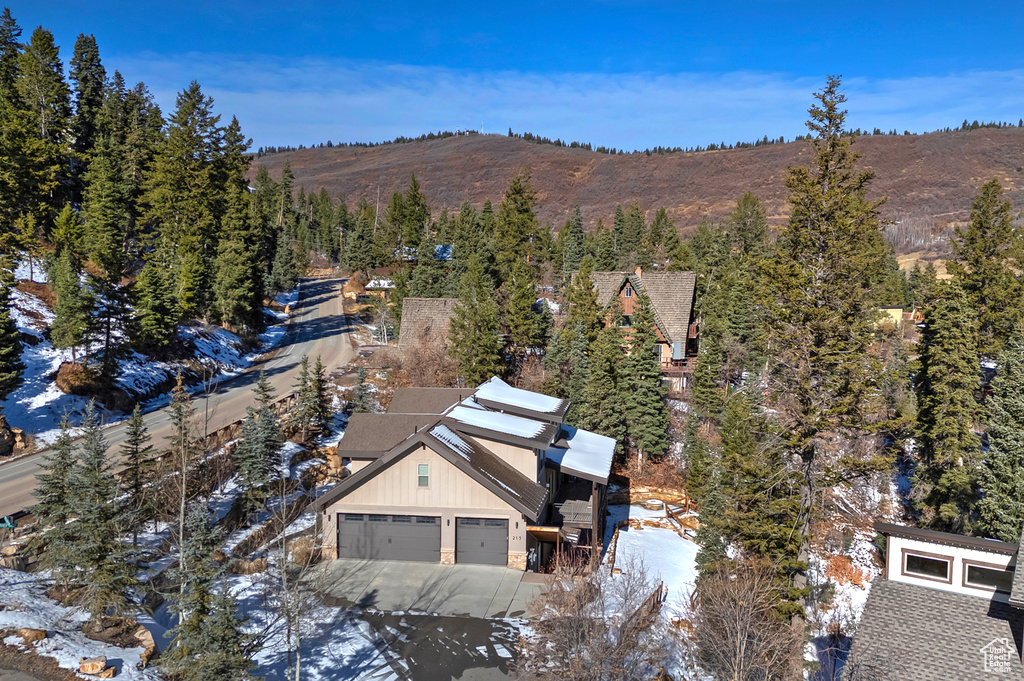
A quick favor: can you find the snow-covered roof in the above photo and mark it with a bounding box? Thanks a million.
[366,279,394,289]
[545,425,615,484]
[446,404,550,442]
[473,377,567,419]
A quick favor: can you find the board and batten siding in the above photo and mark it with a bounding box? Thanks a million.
[474,436,538,479]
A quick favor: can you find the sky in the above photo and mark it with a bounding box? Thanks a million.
[8,1,1024,150]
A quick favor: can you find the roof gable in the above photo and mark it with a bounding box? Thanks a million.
[335,413,438,457]
[587,270,697,343]
[397,297,459,347]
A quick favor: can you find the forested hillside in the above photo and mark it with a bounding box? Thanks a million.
[251,124,1024,253]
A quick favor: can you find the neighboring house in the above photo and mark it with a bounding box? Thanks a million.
[314,377,615,570]
[397,297,459,348]
[364,279,394,299]
[846,522,1024,680]
[396,244,455,263]
[589,267,699,393]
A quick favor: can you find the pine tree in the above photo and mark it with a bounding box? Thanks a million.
[269,231,298,293]
[69,33,106,168]
[561,205,585,275]
[728,192,769,259]
[292,354,316,441]
[618,201,645,267]
[977,325,1024,542]
[351,367,371,413]
[595,224,617,271]
[409,229,445,298]
[0,254,23,402]
[691,341,724,424]
[32,415,75,530]
[0,8,22,101]
[70,401,136,620]
[624,293,669,469]
[213,184,263,334]
[564,322,591,425]
[402,174,430,249]
[564,257,601,345]
[946,178,1023,356]
[133,243,178,351]
[312,355,332,430]
[763,76,890,595]
[495,170,539,283]
[914,282,981,533]
[121,404,153,546]
[188,584,259,681]
[504,259,541,360]
[49,218,94,363]
[448,255,503,386]
[17,26,70,144]
[579,325,627,451]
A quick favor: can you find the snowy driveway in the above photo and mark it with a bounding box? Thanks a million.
[315,559,547,618]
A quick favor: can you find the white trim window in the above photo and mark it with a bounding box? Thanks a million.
[417,463,430,488]
[624,285,633,298]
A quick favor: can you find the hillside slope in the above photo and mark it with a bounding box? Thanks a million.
[251,128,1024,248]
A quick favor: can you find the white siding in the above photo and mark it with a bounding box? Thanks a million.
[887,535,1016,602]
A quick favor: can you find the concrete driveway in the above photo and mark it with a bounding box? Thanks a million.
[315,559,548,619]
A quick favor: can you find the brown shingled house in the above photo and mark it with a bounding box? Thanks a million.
[397,297,458,348]
[315,378,615,571]
[589,267,699,392]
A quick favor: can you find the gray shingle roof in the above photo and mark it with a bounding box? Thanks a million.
[387,388,477,415]
[1012,527,1024,608]
[588,270,697,344]
[335,413,439,457]
[846,579,1024,680]
[397,297,459,348]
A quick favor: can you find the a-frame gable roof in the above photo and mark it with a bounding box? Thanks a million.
[587,270,697,344]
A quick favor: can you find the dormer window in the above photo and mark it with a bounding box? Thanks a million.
[964,561,1015,593]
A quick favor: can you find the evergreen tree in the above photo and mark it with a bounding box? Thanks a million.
[561,205,585,275]
[409,229,445,298]
[234,371,280,518]
[449,255,503,386]
[188,585,260,681]
[564,257,601,345]
[728,192,769,259]
[624,293,669,468]
[291,354,316,441]
[914,282,981,533]
[503,259,542,360]
[32,415,76,530]
[0,254,23,402]
[312,355,332,430]
[269,231,298,294]
[579,325,627,451]
[691,341,724,424]
[495,170,539,283]
[612,204,625,257]
[133,243,178,351]
[17,26,70,144]
[120,404,153,546]
[49,217,94,363]
[977,325,1024,542]
[0,8,22,101]
[763,77,890,594]
[947,179,1023,356]
[70,402,137,620]
[618,201,645,267]
[907,262,938,308]
[213,184,264,334]
[351,367,371,413]
[402,174,430,249]
[595,223,617,271]
[69,33,105,167]
[564,322,591,425]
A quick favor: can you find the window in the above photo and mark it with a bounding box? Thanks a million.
[416,516,438,525]
[903,551,951,582]
[417,463,430,487]
[392,515,412,523]
[624,285,633,298]
[964,562,1015,593]
[368,514,389,523]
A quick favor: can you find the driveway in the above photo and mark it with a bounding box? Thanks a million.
[315,559,548,619]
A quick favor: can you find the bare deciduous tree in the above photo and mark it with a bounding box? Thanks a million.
[686,561,800,681]
[516,555,669,681]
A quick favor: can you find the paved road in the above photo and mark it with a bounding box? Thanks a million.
[0,278,357,518]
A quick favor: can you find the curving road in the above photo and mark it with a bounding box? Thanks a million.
[0,278,357,519]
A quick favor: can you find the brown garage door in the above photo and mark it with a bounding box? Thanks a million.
[337,513,441,562]
[456,517,508,566]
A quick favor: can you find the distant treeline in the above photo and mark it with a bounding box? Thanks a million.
[256,117,1024,160]
[255,129,480,157]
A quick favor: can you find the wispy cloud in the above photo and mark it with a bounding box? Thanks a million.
[113,54,1024,149]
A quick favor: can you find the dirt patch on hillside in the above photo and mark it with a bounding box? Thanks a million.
[0,643,77,681]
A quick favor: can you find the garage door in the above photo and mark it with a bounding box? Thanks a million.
[456,517,508,566]
[337,513,441,562]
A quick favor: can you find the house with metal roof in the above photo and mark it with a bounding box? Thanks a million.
[587,267,699,393]
[845,522,1024,679]
[314,377,614,570]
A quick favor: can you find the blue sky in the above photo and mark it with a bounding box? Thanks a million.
[9,1,1024,149]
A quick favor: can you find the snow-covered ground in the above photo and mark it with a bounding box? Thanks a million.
[3,262,299,443]
[604,504,699,619]
[0,568,163,680]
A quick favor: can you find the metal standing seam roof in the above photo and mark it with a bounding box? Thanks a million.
[845,579,1024,680]
[545,425,616,484]
[445,403,559,447]
[427,424,548,521]
[588,271,697,344]
[472,376,569,422]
